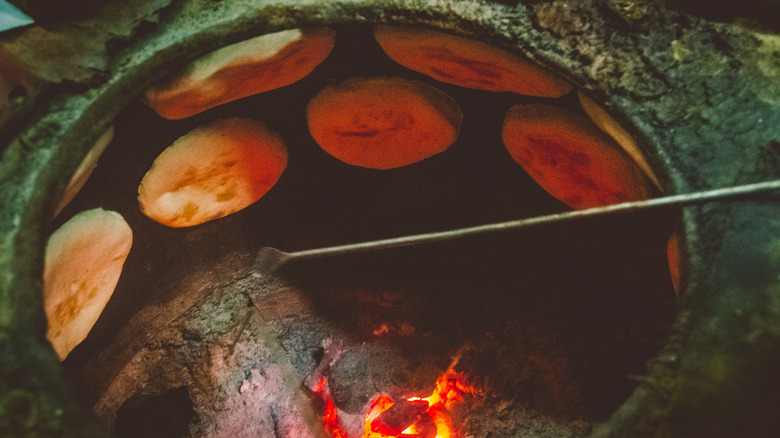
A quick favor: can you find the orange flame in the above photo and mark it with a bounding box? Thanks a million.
[358,368,475,438]
[325,399,348,438]
[365,395,395,424]
[318,354,479,438]
[315,376,349,438]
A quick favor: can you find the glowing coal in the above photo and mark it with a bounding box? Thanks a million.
[316,352,480,438]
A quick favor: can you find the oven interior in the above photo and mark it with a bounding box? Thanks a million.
[49,24,679,438]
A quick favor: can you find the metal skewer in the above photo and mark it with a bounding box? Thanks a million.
[252,179,780,277]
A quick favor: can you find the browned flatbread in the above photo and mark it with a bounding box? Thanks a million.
[143,27,336,119]
[374,25,572,97]
[55,125,114,216]
[502,104,652,209]
[578,90,662,189]
[44,208,133,360]
[138,117,287,227]
[307,77,463,169]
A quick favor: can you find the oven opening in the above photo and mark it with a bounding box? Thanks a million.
[48,25,678,438]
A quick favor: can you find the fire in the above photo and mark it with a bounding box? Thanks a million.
[364,395,395,428]
[315,376,349,438]
[325,399,348,438]
[360,368,475,438]
[315,353,479,438]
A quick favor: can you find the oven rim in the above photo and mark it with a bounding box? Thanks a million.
[1,1,779,437]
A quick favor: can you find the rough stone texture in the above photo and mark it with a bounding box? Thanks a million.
[0,0,171,147]
[92,276,328,438]
[0,0,779,437]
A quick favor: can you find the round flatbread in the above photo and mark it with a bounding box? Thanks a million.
[138,117,288,227]
[307,77,463,169]
[143,27,336,119]
[502,104,652,209]
[44,208,133,360]
[374,25,572,97]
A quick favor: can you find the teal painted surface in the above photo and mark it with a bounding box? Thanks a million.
[0,0,32,33]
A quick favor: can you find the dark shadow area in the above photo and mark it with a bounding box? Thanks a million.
[114,387,195,438]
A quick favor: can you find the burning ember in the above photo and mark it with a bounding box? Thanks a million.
[316,359,478,438]
[362,368,475,438]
